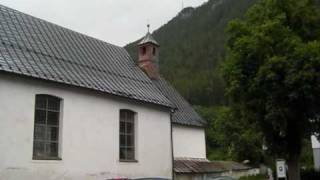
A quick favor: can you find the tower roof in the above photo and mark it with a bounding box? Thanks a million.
[138,32,159,46]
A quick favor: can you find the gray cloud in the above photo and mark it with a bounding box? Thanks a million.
[0,0,207,46]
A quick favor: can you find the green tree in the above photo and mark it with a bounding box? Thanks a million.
[197,106,263,164]
[223,0,320,179]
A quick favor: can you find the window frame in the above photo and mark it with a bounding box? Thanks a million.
[119,109,137,162]
[32,94,62,160]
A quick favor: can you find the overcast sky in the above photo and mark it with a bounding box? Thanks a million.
[0,0,207,46]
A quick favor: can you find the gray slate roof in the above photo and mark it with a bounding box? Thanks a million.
[138,32,159,46]
[0,4,205,127]
[153,77,206,127]
[174,158,252,174]
[0,4,172,108]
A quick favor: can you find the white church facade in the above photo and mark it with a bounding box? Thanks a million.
[0,4,206,180]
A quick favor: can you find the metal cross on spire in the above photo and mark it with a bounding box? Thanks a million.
[147,23,150,33]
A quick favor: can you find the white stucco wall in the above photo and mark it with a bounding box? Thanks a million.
[0,74,172,180]
[311,135,320,171]
[172,124,206,159]
[312,135,320,148]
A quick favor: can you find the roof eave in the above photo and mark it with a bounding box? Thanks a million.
[0,71,175,110]
[137,41,160,47]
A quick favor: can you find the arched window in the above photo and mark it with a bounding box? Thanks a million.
[33,94,62,160]
[119,109,136,161]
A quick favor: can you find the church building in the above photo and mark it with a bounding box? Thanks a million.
[0,4,206,180]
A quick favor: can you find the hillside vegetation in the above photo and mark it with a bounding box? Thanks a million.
[125,0,318,167]
[125,0,261,162]
[125,0,257,106]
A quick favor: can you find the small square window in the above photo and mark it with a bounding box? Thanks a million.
[126,147,135,160]
[33,141,45,157]
[47,111,59,125]
[35,97,46,109]
[34,125,46,141]
[34,110,46,124]
[48,97,60,111]
[46,126,59,141]
[126,135,134,147]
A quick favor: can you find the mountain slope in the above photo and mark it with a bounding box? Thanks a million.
[125,0,258,106]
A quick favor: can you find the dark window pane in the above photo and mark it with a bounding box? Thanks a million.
[47,111,59,125]
[120,147,126,160]
[46,126,58,141]
[120,134,126,146]
[126,122,133,134]
[120,121,125,133]
[35,96,46,109]
[50,143,58,157]
[35,110,46,124]
[33,141,45,157]
[120,111,126,121]
[45,142,58,157]
[127,112,134,122]
[34,125,46,140]
[48,97,60,111]
[127,134,134,147]
[126,147,135,160]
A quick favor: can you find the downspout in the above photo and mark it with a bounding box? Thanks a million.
[170,108,176,180]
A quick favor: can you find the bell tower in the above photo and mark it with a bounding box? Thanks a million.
[137,25,160,80]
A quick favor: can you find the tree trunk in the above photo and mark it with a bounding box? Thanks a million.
[287,154,301,180]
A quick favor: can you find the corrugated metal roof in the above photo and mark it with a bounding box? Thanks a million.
[0,4,173,108]
[174,158,252,174]
[152,77,206,127]
[138,32,159,46]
